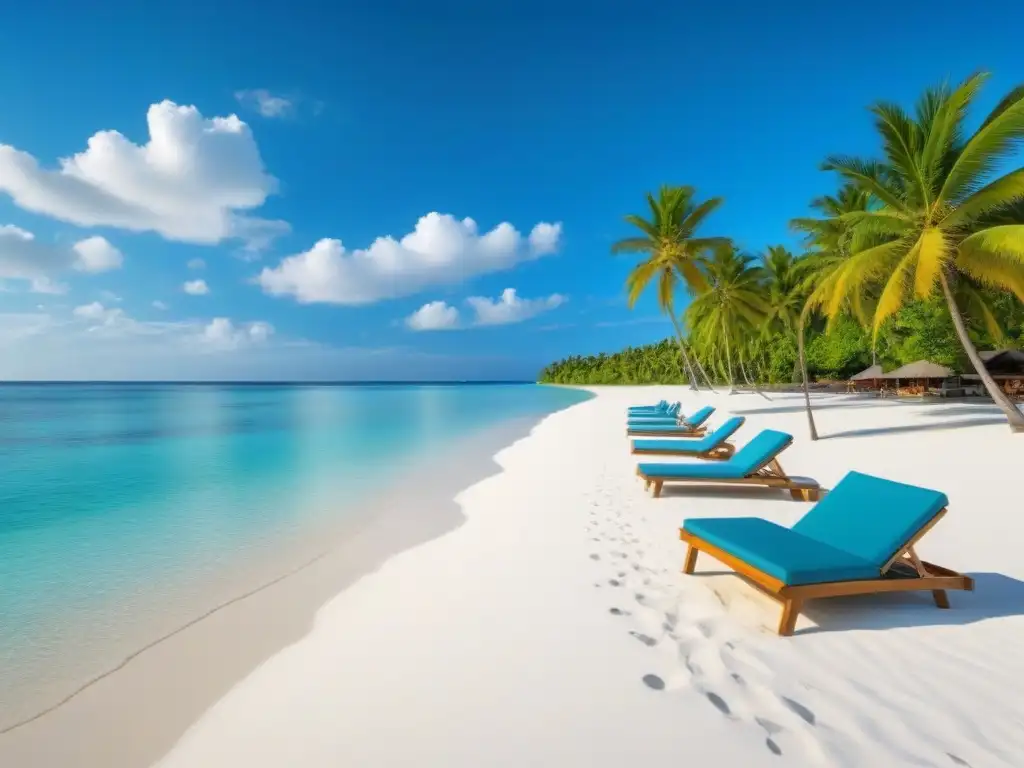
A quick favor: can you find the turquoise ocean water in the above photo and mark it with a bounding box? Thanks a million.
[0,382,590,724]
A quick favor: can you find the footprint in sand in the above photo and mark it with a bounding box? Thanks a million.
[781,696,816,726]
[706,691,732,717]
[642,674,666,691]
[609,607,631,616]
[609,579,622,587]
[629,630,658,647]
[589,553,601,561]
[754,717,785,755]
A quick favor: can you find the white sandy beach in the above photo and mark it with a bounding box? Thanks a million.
[145,387,1024,768]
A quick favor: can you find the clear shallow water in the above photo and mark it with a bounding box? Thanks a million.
[0,382,590,723]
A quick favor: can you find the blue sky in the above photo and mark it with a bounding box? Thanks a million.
[1,0,1022,380]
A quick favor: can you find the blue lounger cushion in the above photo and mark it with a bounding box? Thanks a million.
[638,429,792,480]
[680,471,949,586]
[629,400,669,412]
[792,471,948,567]
[682,517,879,584]
[682,406,714,428]
[633,417,744,454]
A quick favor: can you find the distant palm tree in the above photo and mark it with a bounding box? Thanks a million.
[761,245,809,383]
[815,72,1024,431]
[612,185,730,390]
[686,246,769,393]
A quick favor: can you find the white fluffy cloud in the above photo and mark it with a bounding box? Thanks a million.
[0,224,123,292]
[257,213,562,305]
[72,237,124,272]
[183,279,209,295]
[202,317,275,350]
[406,288,566,331]
[73,301,125,326]
[0,101,287,250]
[406,300,461,331]
[234,89,294,118]
[467,288,566,326]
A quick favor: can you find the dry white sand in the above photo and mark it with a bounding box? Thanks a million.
[152,387,1024,768]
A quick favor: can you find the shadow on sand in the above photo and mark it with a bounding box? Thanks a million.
[687,571,1024,634]
[821,417,1006,439]
[733,400,898,416]
[797,572,1024,634]
[649,484,826,502]
[918,404,1006,418]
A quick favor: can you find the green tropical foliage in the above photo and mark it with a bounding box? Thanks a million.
[539,71,1024,433]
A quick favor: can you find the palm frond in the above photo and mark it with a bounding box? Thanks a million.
[610,236,653,255]
[942,167,1024,228]
[821,156,909,213]
[939,77,1024,204]
[873,243,920,334]
[914,227,950,298]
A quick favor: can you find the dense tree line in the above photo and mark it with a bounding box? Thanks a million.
[539,295,1023,385]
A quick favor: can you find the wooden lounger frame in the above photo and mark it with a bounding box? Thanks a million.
[631,440,734,460]
[679,507,975,635]
[636,439,820,501]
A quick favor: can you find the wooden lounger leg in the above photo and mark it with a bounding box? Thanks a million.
[778,598,802,636]
[652,480,664,498]
[683,544,698,574]
[932,589,950,609]
[789,487,819,502]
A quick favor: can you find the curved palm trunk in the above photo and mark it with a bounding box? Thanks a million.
[740,356,772,400]
[689,348,716,390]
[939,271,1024,432]
[797,312,819,441]
[721,317,737,394]
[667,312,700,391]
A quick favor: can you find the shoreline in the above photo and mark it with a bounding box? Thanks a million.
[0,413,554,768]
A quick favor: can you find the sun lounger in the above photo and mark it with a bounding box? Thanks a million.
[678,471,974,635]
[631,417,745,459]
[627,406,715,436]
[636,429,819,500]
[628,399,671,414]
[628,402,681,421]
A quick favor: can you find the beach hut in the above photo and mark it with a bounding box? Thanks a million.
[881,360,955,396]
[966,349,1024,400]
[847,364,883,393]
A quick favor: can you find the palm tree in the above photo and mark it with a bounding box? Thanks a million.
[817,72,1024,431]
[790,187,876,439]
[686,246,769,393]
[611,185,730,390]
